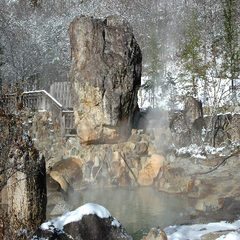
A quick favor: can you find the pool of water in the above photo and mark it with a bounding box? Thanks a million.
[65,187,196,240]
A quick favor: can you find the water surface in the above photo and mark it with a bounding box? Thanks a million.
[68,187,195,240]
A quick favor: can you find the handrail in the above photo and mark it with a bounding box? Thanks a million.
[1,90,76,137]
[23,90,63,108]
[22,90,76,137]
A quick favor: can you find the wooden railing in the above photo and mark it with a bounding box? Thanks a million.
[23,90,63,120]
[23,90,76,137]
[0,90,76,137]
[62,110,76,137]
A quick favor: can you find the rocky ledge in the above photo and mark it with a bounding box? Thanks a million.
[28,111,240,225]
[157,147,240,228]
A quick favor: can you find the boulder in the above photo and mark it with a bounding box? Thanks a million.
[51,157,83,188]
[230,114,240,140]
[195,194,224,212]
[138,154,165,186]
[158,167,192,194]
[183,96,203,129]
[29,203,133,240]
[47,173,61,191]
[47,192,64,206]
[50,199,74,217]
[214,130,231,147]
[50,171,69,192]
[205,129,231,147]
[142,227,167,240]
[69,15,142,145]
[170,97,204,147]
[128,133,142,143]
[135,142,148,155]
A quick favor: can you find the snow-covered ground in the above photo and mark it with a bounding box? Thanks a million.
[164,220,240,240]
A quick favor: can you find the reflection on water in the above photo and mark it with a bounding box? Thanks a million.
[67,187,194,240]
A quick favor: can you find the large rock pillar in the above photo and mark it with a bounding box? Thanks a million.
[69,15,142,145]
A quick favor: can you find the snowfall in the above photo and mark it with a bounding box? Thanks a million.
[37,203,240,240]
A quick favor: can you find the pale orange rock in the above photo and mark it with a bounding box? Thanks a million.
[142,227,167,240]
[137,154,165,186]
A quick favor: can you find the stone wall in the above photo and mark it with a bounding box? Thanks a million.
[20,107,240,193]
[26,112,170,192]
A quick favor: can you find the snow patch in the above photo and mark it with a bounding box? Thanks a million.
[165,220,240,240]
[176,144,226,158]
[192,154,206,159]
[217,232,240,240]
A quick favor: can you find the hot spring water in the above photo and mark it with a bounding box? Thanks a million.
[63,187,196,240]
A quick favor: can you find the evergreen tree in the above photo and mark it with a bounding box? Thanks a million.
[179,10,208,98]
[0,46,2,94]
[166,72,177,111]
[0,29,2,94]
[221,0,240,101]
[142,26,163,108]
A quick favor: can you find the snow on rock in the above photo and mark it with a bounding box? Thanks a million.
[176,144,227,158]
[30,203,132,240]
[41,203,120,231]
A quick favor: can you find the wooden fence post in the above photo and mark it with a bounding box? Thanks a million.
[42,93,46,110]
[61,114,65,137]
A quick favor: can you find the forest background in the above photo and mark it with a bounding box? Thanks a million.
[0,0,239,113]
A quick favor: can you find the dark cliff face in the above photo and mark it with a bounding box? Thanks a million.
[69,15,142,145]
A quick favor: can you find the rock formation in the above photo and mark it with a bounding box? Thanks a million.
[183,96,203,129]
[69,15,142,145]
[138,154,165,186]
[170,97,205,147]
[142,227,167,240]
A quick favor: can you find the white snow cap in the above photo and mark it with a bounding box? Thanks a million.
[41,203,121,231]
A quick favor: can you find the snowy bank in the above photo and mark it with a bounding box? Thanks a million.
[165,220,240,240]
